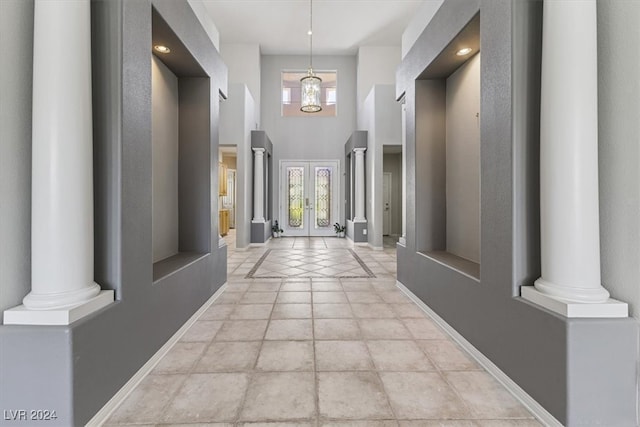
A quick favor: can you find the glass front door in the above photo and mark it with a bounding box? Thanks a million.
[280,161,339,236]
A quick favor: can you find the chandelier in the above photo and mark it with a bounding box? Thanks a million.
[300,0,322,113]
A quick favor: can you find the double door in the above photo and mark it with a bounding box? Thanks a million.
[280,161,339,236]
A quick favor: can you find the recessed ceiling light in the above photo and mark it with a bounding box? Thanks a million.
[456,47,473,56]
[154,45,171,54]
[307,30,313,36]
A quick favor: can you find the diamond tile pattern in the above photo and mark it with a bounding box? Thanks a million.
[246,249,375,279]
[106,232,540,426]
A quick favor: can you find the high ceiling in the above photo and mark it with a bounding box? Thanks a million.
[201,0,425,55]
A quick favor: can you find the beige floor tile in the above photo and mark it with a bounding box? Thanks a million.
[313,291,348,303]
[402,318,447,340]
[312,282,344,291]
[239,372,316,421]
[240,292,278,304]
[265,319,313,340]
[371,282,398,291]
[194,341,261,372]
[247,282,281,292]
[225,282,252,292]
[277,291,312,303]
[318,371,393,419]
[163,373,249,423]
[162,423,234,427]
[239,423,314,427]
[445,371,532,419]
[315,340,374,371]
[280,282,312,291]
[153,342,207,374]
[272,303,313,319]
[313,303,354,319]
[340,282,375,292]
[321,422,398,427]
[475,421,543,427]
[358,319,412,340]
[314,319,362,340]
[389,303,426,319]
[417,340,480,371]
[378,290,412,304]
[200,304,235,320]
[366,340,435,371]
[256,340,314,371]
[108,374,185,424]
[350,303,396,319]
[346,291,383,303]
[215,292,244,304]
[180,321,224,342]
[230,304,274,320]
[379,372,469,419]
[214,320,268,341]
[398,421,476,427]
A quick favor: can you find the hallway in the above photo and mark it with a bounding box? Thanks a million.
[105,232,540,426]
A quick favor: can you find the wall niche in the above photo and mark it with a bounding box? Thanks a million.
[415,13,481,280]
[151,7,212,281]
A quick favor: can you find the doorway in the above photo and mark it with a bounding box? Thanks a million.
[280,160,340,236]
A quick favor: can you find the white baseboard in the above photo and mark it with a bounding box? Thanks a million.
[395,280,563,427]
[86,284,228,426]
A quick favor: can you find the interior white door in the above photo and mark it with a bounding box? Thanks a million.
[280,160,339,236]
[383,172,392,236]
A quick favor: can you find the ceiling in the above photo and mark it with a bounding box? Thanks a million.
[201,0,425,55]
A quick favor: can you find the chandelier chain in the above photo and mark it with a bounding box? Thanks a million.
[309,0,313,71]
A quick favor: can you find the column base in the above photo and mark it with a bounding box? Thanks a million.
[4,290,115,325]
[521,286,628,318]
[398,236,406,246]
[251,218,266,223]
[352,218,367,223]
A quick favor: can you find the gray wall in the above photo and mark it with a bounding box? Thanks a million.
[445,53,480,263]
[396,0,638,425]
[598,0,640,323]
[383,152,402,236]
[597,0,640,411]
[0,1,228,425]
[0,0,33,320]
[221,43,261,128]
[261,55,356,225]
[151,56,180,262]
[219,85,256,248]
[361,84,402,249]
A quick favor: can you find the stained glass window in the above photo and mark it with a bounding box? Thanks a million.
[288,167,304,228]
[315,167,331,228]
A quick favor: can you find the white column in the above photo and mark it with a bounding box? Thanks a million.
[399,102,407,245]
[252,148,265,222]
[353,148,366,222]
[521,0,626,318]
[4,0,113,324]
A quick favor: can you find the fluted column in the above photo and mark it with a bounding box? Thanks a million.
[353,148,366,222]
[252,148,265,222]
[521,0,626,317]
[4,0,113,324]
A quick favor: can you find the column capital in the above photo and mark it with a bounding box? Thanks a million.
[353,147,366,154]
[252,147,266,154]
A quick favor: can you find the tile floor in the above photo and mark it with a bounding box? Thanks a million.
[106,231,541,426]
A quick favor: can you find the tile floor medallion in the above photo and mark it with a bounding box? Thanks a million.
[106,231,542,426]
[246,249,376,279]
